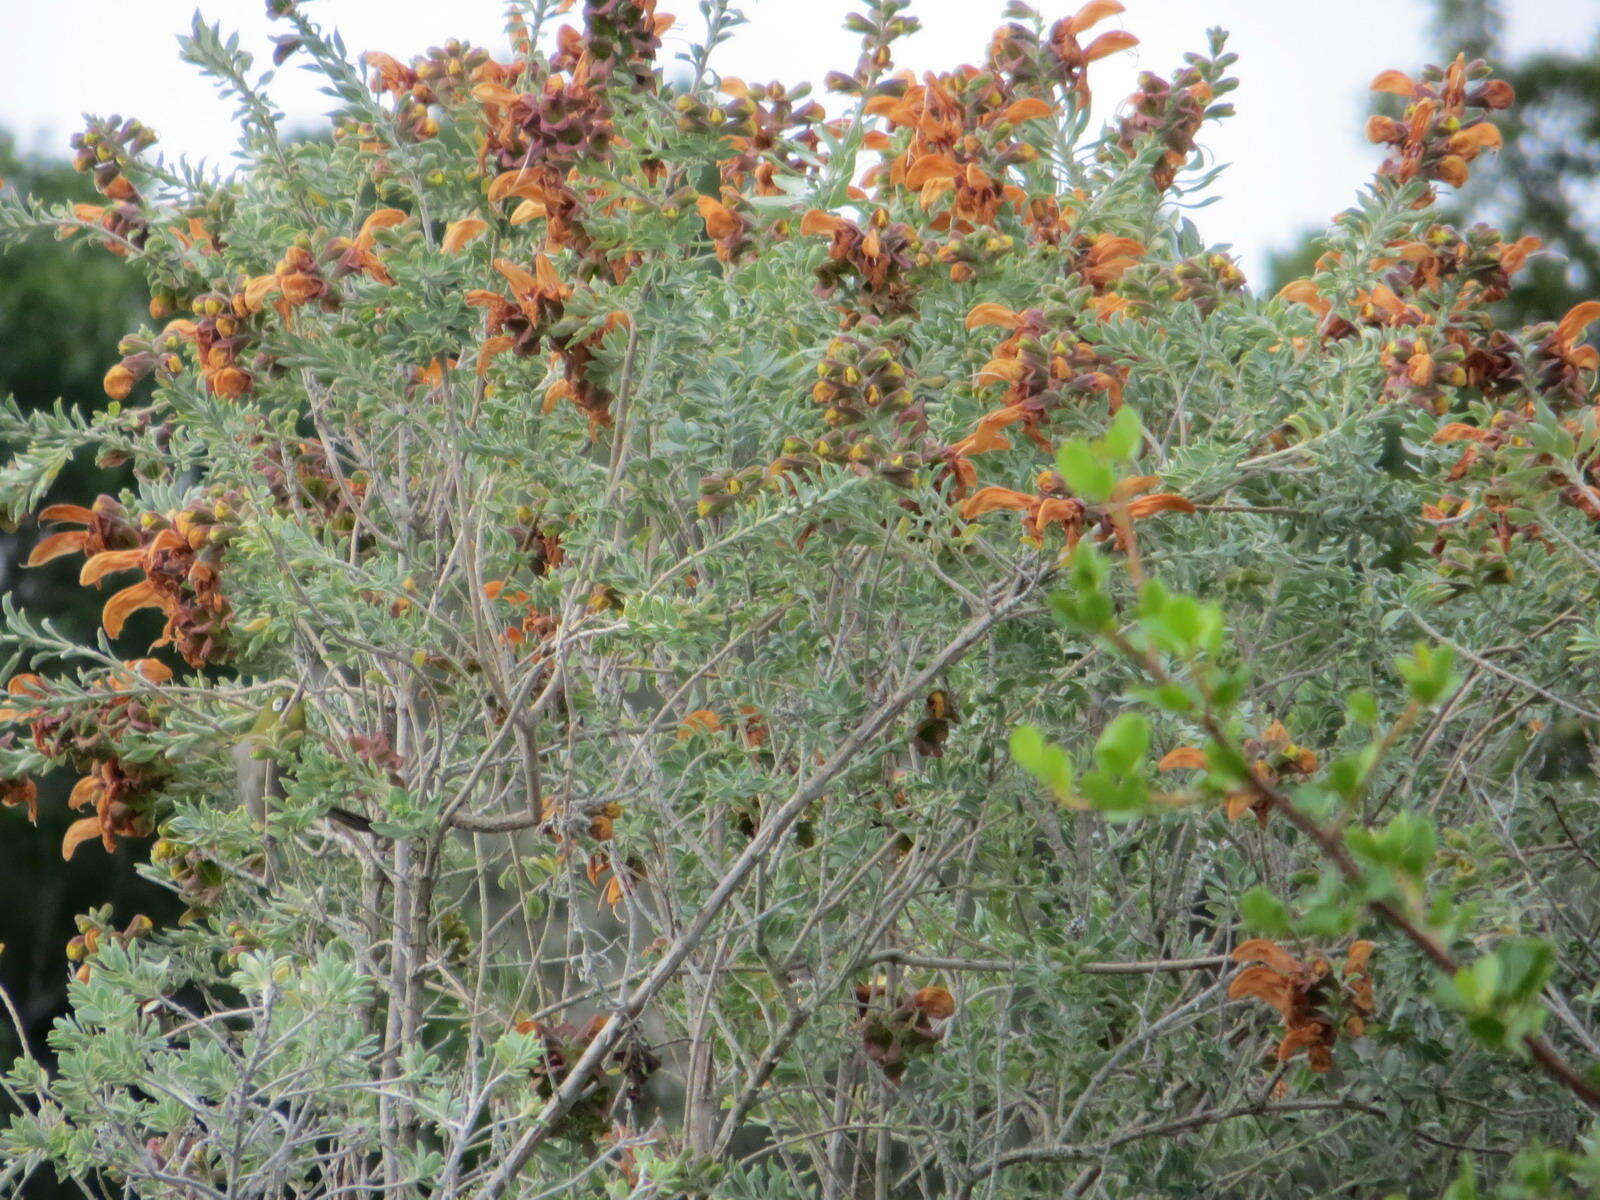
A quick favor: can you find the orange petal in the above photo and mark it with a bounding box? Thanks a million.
[677,709,724,739]
[1126,493,1196,518]
[800,208,844,237]
[493,258,541,299]
[533,253,566,296]
[1227,964,1292,1009]
[471,82,521,106]
[1109,474,1159,502]
[6,674,45,699]
[1002,98,1055,123]
[488,169,543,204]
[102,580,166,638]
[948,431,1009,459]
[79,548,144,586]
[1276,1023,1330,1063]
[1432,422,1487,444]
[1036,497,1081,527]
[695,195,740,239]
[442,216,489,254]
[1500,236,1541,275]
[124,658,173,684]
[1158,746,1208,771]
[1557,301,1600,347]
[905,154,959,189]
[26,531,87,566]
[477,336,514,374]
[965,302,1022,331]
[1370,69,1419,97]
[68,774,103,811]
[241,274,282,312]
[1449,122,1502,153]
[1233,938,1301,973]
[105,363,141,401]
[62,815,105,861]
[1224,790,1256,820]
[1276,279,1329,316]
[975,357,1027,387]
[355,207,409,249]
[961,487,1034,518]
[509,199,548,225]
[1344,940,1376,974]
[1068,0,1125,35]
[1434,155,1470,187]
[1082,29,1139,63]
[38,504,94,525]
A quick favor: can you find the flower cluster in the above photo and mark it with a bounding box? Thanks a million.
[853,981,957,1082]
[66,115,156,255]
[469,252,622,430]
[1,658,173,859]
[985,2,1137,105]
[1112,50,1236,192]
[1158,719,1319,826]
[29,495,234,666]
[803,207,924,314]
[961,470,1191,549]
[63,911,156,985]
[1228,939,1377,1074]
[362,40,500,142]
[512,1013,661,1140]
[939,299,1140,508]
[1366,54,1513,192]
[692,79,827,194]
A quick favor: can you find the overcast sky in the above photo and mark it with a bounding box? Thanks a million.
[0,0,1593,281]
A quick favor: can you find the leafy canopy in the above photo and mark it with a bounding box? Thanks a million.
[2,2,1600,1198]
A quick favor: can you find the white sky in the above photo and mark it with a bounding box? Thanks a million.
[0,0,1593,281]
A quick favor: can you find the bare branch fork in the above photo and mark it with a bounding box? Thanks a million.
[482,567,1050,1197]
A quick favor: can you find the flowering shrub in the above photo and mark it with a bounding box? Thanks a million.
[2,2,1600,1197]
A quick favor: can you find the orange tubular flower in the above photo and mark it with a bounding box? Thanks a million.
[1533,301,1600,399]
[465,251,615,431]
[1049,1,1138,104]
[442,215,489,254]
[1077,234,1146,290]
[697,194,752,263]
[328,207,409,286]
[0,775,38,823]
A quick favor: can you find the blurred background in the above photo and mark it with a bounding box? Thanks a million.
[0,0,1596,1193]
